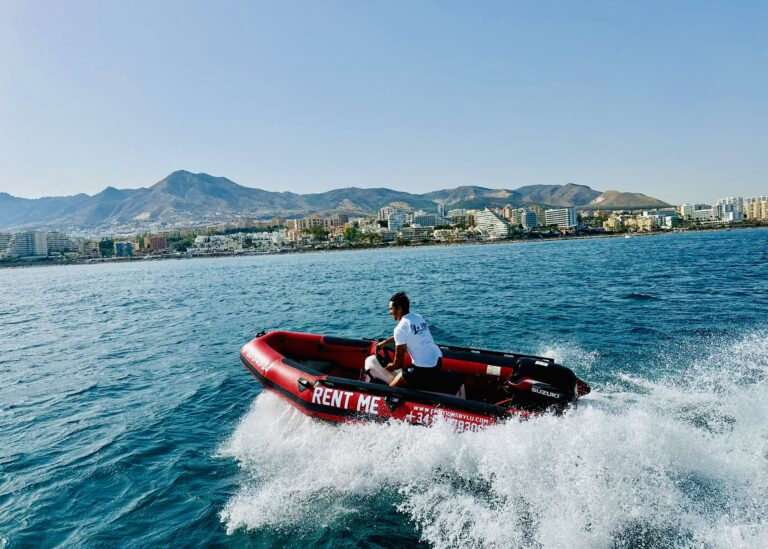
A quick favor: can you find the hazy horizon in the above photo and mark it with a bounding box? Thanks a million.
[1,1,766,204]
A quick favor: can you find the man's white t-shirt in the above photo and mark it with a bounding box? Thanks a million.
[393,313,442,368]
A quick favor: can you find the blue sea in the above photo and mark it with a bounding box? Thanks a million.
[2,230,768,548]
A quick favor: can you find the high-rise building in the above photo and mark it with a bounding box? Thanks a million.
[437,203,446,217]
[474,209,510,239]
[378,206,398,221]
[544,207,578,229]
[46,231,73,253]
[679,204,695,218]
[508,208,536,227]
[522,211,538,228]
[746,198,768,221]
[0,233,12,258]
[716,197,745,215]
[387,211,406,232]
[10,231,48,257]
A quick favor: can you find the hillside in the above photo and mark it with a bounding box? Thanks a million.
[0,171,668,230]
[586,190,671,210]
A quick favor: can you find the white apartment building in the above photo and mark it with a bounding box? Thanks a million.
[717,197,745,215]
[474,209,510,239]
[0,233,12,258]
[692,208,715,221]
[544,207,578,229]
[377,206,398,221]
[6,231,48,257]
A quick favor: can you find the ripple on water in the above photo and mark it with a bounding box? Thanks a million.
[1,230,768,547]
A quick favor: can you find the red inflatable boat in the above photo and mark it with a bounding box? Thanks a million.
[240,331,591,430]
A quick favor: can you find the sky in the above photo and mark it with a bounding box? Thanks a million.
[0,0,766,204]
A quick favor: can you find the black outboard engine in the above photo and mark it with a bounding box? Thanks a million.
[502,357,578,412]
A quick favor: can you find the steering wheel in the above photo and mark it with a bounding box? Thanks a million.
[375,341,393,367]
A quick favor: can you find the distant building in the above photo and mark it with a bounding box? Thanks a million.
[692,208,715,222]
[447,209,469,226]
[293,214,349,230]
[9,231,48,257]
[527,204,546,221]
[474,209,510,239]
[114,241,133,257]
[437,203,446,217]
[521,211,538,229]
[715,203,743,222]
[745,197,768,221]
[0,233,12,258]
[679,204,708,219]
[625,217,657,232]
[46,231,73,254]
[78,240,101,258]
[329,213,349,226]
[412,213,440,227]
[293,215,327,231]
[378,206,398,221]
[399,226,432,242]
[716,197,745,216]
[545,207,578,229]
[387,211,406,232]
[603,216,624,232]
[378,230,398,243]
[148,235,168,251]
[506,208,537,228]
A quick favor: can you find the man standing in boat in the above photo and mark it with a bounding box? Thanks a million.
[374,291,443,388]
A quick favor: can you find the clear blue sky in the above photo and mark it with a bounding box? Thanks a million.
[1,0,765,203]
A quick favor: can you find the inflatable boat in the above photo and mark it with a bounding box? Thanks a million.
[240,331,591,430]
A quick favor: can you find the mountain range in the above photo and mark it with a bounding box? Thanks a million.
[0,171,670,231]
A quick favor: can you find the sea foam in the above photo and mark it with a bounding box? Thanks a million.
[220,329,768,548]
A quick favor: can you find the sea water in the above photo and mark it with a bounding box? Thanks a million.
[1,230,767,548]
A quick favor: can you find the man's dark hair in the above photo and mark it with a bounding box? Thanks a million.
[390,291,410,314]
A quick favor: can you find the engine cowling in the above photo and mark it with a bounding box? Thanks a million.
[503,357,578,411]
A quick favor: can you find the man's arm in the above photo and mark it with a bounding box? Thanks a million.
[386,344,407,372]
[376,336,395,350]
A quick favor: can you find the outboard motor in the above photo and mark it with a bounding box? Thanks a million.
[502,357,578,411]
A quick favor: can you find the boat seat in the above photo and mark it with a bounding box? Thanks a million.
[300,360,338,375]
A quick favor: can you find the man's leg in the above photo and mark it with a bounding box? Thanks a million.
[389,371,408,388]
[365,355,396,384]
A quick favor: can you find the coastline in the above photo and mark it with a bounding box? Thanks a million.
[1,224,764,271]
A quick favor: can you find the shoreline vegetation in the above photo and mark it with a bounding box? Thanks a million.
[1,224,764,270]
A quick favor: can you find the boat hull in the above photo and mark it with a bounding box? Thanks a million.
[240,331,589,429]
